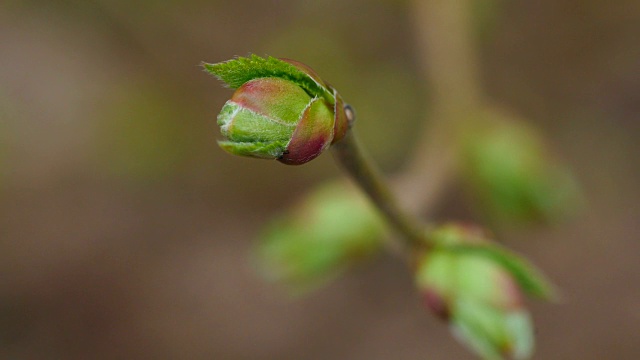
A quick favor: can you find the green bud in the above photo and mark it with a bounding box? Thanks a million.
[204,55,350,165]
[460,107,582,224]
[416,224,536,360]
[256,181,387,292]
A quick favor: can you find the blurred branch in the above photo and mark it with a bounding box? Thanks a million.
[397,0,484,215]
[413,0,483,111]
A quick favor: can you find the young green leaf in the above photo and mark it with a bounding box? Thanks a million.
[203,54,333,102]
[442,243,558,300]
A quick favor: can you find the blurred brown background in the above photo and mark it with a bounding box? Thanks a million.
[1,0,639,359]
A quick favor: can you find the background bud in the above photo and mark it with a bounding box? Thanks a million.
[414,223,551,360]
[256,181,387,292]
[204,55,349,165]
[459,107,582,224]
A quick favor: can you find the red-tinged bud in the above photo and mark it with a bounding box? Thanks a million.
[205,55,350,165]
[415,224,535,360]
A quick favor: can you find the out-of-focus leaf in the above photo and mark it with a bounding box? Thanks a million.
[460,107,583,224]
[443,243,558,300]
[426,223,558,300]
[452,298,534,360]
[256,180,387,293]
[416,224,538,359]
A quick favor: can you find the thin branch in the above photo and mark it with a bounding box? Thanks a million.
[332,129,428,257]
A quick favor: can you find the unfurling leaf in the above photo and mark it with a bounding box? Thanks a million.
[204,55,349,164]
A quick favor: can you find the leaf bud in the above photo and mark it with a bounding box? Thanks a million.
[415,224,540,359]
[204,55,350,165]
[256,181,386,292]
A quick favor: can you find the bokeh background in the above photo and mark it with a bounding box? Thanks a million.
[1,0,639,359]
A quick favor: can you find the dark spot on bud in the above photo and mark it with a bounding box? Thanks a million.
[277,150,289,160]
[344,104,356,127]
[277,149,290,160]
[424,290,450,320]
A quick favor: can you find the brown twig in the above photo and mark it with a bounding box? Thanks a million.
[397,0,484,216]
